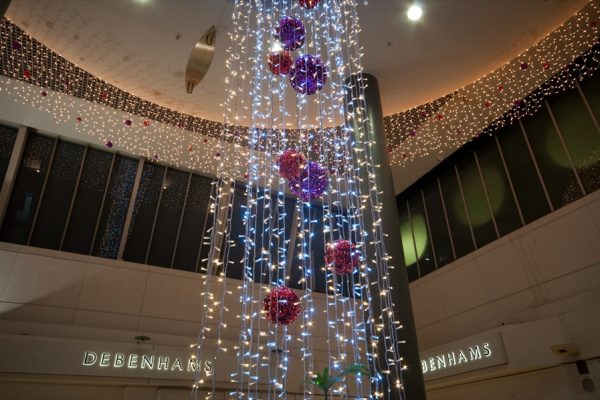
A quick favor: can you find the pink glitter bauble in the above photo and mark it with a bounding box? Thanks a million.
[277,149,306,180]
[325,240,360,275]
[289,161,328,201]
[268,51,294,75]
[263,287,301,325]
[297,0,320,9]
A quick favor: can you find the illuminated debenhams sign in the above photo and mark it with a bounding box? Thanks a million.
[421,342,492,374]
[82,351,213,373]
[419,332,507,380]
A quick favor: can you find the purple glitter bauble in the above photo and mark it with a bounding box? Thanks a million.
[289,161,328,201]
[105,140,113,148]
[325,240,360,275]
[289,54,328,95]
[277,16,305,51]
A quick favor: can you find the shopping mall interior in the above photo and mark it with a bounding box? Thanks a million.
[0,0,599,399]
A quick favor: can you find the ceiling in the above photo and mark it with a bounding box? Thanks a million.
[5,0,588,122]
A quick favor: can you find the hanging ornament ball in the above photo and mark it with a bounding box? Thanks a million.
[263,287,301,325]
[188,144,193,152]
[268,51,294,75]
[12,41,22,50]
[76,117,82,123]
[520,62,529,70]
[153,153,159,160]
[325,240,360,275]
[143,120,150,126]
[289,161,328,201]
[297,0,320,9]
[277,16,305,51]
[23,69,31,79]
[124,119,132,126]
[289,54,329,95]
[278,149,306,180]
[40,91,47,97]
[543,62,550,70]
[497,85,504,92]
[105,140,113,148]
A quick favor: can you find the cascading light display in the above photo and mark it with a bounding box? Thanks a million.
[192,0,406,399]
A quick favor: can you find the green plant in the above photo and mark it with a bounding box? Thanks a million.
[307,364,370,400]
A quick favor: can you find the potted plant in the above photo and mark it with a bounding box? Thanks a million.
[307,364,370,400]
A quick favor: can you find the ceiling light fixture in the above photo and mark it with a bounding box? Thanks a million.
[407,4,423,21]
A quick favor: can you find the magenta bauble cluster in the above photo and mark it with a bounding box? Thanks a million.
[277,149,306,180]
[325,239,361,275]
[297,0,321,9]
[263,287,301,325]
[289,161,328,201]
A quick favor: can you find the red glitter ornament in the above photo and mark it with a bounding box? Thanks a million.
[203,138,208,144]
[23,69,31,79]
[277,149,306,180]
[497,85,504,92]
[325,239,360,275]
[124,119,132,126]
[297,0,320,9]
[143,120,150,126]
[188,144,193,152]
[76,117,82,123]
[40,91,47,97]
[520,62,528,70]
[262,287,301,325]
[543,62,550,70]
[268,51,294,75]
[105,140,113,148]
[484,101,492,108]
[436,114,443,120]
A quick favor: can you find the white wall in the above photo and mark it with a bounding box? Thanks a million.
[411,188,600,399]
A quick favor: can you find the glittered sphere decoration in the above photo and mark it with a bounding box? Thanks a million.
[297,0,320,9]
[325,240,361,275]
[289,161,328,200]
[289,54,329,95]
[277,16,305,51]
[262,287,301,325]
[277,149,306,180]
[268,51,294,75]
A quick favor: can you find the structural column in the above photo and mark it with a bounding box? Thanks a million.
[347,73,426,399]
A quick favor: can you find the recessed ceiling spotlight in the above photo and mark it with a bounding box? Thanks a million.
[407,4,423,21]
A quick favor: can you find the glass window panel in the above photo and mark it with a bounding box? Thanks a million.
[476,141,522,236]
[123,162,165,264]
[422,181,454,268]
[30,141,85,249]
[547,88,600,194]
[92,155,137,259]
[173,174,214,272]
[581,73,600,128]
[407,193,435,277]
[397,200,418,282]
[521,107,582,208]
[0,125,18,184]
[456,154,497,248]
[497,124,550,223]
[62,149,113,254]
[0,133,55,244]
[438,168,474,258]
[147,169,189,267]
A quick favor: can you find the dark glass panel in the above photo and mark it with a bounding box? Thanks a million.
[225,185,247,280]
[456,154,497,248]
[62,149,113,254]
[123,162,165,263]
[147,169,189,267]
[422,181,454,268]
[547,89,600,195]
[305,203,326,293]
[476,141,522,236]
[438,168,474,258]
[30,141,85,249]
[0,125,18,184]
[92,156,137,259]
[522,107,582,208]
[497,124,550,223]
[398,200,418,282]
[0,133,55,244]
[407,193,435,276]
[581,73,600,129]
[173,174,214,272]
